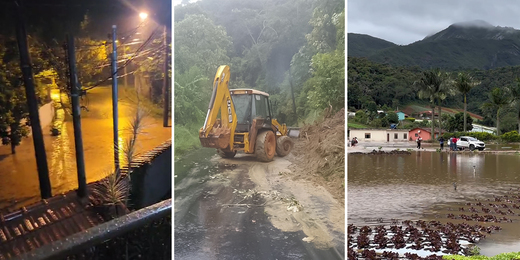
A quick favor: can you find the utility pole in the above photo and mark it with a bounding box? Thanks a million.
[123,46,128,89]
[66,34,87,198]
[14,0,52,199]
[162,25,169,127]
[111,25,120,173]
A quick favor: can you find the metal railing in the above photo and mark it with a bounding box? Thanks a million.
[13,199,172,260]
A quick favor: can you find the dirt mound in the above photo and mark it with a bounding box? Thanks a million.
[289,108,345,203]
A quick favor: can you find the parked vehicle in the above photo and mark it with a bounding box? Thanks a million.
[457,136,485,151]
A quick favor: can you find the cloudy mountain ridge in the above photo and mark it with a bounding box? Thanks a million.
[423,20,520,42]
[349,20,520,70]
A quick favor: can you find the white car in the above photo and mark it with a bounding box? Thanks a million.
[456,136,485,151]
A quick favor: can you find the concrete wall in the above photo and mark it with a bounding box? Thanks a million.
[409,128,432,141]
[39,102,55,129]
[387,129,409,142]
[397,112,405,121]
[349,129,410,142]
[349,129,387,142]
[129,141,172,209]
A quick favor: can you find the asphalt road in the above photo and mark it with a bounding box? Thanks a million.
[0,86,171,210]
[174,149,344,260]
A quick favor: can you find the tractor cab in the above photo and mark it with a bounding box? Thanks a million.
[229,89,272,133]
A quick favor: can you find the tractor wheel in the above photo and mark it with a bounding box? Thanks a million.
[276,136,293,157]
[217,149,236,158]
[255,130,276,162]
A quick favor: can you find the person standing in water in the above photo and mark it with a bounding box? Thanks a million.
[439,136,445,151]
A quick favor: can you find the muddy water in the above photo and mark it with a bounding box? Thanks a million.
[174,149,344,259]
[0,87,171,211]
[348,151,520,256]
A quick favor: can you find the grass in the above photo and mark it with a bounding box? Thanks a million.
[443,252,520,260]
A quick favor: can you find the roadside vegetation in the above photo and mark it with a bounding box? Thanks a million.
[174,0,345,156]
[443,252,520,260]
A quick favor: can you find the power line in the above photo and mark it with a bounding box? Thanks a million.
[84,25,160,91]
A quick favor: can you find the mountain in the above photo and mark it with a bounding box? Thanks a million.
[350,20,520,70]
[347,33,397,57]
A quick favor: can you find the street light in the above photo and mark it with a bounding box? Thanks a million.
[139,12,148,21]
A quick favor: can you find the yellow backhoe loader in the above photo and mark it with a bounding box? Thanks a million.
[199,65,294,162]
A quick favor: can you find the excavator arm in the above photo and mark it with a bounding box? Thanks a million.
[271,119,288,136]
[199,65,237,150]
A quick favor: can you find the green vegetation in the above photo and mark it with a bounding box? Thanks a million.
[0,36,47,154]
[482,88,510,135]
[347,122,368,129]
[347,33,396,57]
[174,0,345,156]
[455,72,480,132]
[443,252,520,260]
[445,112,473,132]
[500,131,520,142]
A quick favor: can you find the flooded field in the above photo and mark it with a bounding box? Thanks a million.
[348,151,520,256]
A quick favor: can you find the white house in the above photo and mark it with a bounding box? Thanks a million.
[348,128,410,143]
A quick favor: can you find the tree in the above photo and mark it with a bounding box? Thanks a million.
[507,78,520,133]
[415,69,443,140]
[482,87,511,135]
[446,112,473,132]
[387,111,399,124]
[174,66,210,126]
[455,72,480,132]
[0,37,47,154]
[435,71,456,135]
[174,14,232,78]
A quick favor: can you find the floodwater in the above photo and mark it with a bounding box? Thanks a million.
[174,148,344,259]
[0,86,171,211]
[348,151,520,256]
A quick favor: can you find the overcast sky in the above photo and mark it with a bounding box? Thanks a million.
[348,0,520,45]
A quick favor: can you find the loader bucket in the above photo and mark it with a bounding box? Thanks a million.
[199,126,231,149]
[287,128,300,138]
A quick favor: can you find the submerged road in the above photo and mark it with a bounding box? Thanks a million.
[0,86,171,210]
[174,149,344,259]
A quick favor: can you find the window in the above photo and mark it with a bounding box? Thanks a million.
[404,133,408,139]
[394,133,398,139]
[415,133,419,137]
[252,94,269,119]
[365,133,371,139]
[231,95,252,124]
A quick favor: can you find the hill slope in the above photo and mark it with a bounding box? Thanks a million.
[347,33,397,57]
[350,20,520,70]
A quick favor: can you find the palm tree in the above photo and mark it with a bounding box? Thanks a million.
[435,72,456,136]
[482,87,511,135]
[414,69,443,141]
[454,72,480,132]
[508,78,520,133]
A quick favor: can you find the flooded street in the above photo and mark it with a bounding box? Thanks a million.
[0,86,171,210]
[348,151,520,256]
[175,149,344,259]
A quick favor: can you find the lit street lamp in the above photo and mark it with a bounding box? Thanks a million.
[139,12,148,21]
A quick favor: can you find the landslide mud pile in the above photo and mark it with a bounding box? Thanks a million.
[290,108,345,203]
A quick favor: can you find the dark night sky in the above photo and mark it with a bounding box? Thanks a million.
[0,0,171,42]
